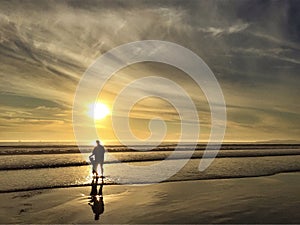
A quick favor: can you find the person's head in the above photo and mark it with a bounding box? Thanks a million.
[96,140,100,145]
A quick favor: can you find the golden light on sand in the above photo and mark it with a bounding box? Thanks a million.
[88,102,110,120]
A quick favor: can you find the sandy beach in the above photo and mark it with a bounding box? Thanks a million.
[0,172,299,224]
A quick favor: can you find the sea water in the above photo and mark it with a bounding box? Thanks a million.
[0,143,299,192]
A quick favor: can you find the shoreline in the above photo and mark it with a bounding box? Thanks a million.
[0,172,299,224]
[1,169,300,194]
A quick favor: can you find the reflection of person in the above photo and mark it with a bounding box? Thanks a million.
[90,177,98,196]
[89,140,106,177]
[89,177,104,220]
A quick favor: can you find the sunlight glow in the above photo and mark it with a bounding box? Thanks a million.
[89,102,110,120]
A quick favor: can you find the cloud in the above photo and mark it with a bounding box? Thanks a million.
[198,23,249,37]
[0,0,299,141]
[231,47,300,65]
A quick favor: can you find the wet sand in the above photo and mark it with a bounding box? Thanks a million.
[0,172,299,224]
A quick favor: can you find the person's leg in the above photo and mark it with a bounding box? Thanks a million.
[92,163,96,175]
[93,163,99,175]
[100,162,104,176]
[91,161,95,175]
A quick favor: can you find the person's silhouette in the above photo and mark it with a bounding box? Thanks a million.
[89,177,104,220]
[89,140,106,177]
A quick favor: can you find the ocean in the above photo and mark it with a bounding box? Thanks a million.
[0,143,300,193]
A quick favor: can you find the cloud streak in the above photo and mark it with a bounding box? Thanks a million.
[198,23,250,37]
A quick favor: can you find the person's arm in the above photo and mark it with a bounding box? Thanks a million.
[90,148,96,157]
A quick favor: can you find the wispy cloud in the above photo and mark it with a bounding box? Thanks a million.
[198,23,249,37]
[231,47,300,65]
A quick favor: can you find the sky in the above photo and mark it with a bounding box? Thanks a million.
[0,0,299,143]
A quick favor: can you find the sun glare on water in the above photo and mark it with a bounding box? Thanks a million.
[89,102,110,120]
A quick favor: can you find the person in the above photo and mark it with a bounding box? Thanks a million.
[89,155,97,175]
[89,140,106,177]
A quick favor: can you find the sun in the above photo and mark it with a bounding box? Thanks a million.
[89,102,110,120]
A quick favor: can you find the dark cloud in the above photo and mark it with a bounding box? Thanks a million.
[0,93,62,109]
